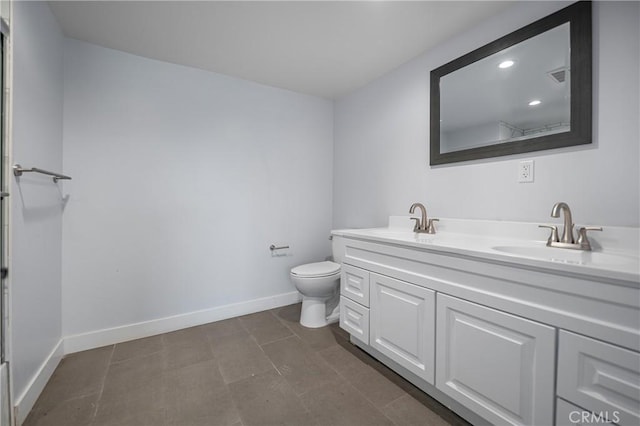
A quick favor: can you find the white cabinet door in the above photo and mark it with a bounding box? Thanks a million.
[558,330,639,426]
[436,294,555,426]
[369,273,435,384]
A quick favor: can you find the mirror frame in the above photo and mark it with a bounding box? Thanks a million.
[430,1,592,166]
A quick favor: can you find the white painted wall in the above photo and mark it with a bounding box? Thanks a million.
[10,0,64,417]
[62,39,333,339]
[334,1,640,229]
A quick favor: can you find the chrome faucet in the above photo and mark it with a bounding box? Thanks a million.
[539,202,602,250]
[409,203,439,234]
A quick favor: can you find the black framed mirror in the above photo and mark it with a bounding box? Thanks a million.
[430,1,592,166]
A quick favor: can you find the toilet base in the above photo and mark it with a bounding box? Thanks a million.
[300,297,329,328]
[325,293,340,324]
[326,310,340,325]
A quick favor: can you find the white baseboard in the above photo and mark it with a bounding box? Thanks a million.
[64,291,302,355]
[14,339,63,426]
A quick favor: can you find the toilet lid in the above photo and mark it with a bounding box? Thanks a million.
[291,261,341,278]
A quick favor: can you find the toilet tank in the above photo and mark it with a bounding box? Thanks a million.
[331,234,346,265]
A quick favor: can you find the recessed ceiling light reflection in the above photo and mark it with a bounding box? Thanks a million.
[528,100,542,106]
[498,60,514,69]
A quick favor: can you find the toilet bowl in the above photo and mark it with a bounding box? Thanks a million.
[290,261,341,328]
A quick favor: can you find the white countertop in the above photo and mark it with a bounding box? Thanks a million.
[332,218,640,284]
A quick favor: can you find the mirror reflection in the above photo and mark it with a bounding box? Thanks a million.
[429,1,591,166]
[440,23,570,154]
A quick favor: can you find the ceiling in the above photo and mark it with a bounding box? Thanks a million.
[49,1,515,99]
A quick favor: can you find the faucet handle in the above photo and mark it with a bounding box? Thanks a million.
[579,226,603,232]
[576,226,602,251]
[426,218,439,234]
[409,217,421,232]
[538,225,559,245]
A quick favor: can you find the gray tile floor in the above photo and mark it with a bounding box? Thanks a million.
[24,303,468,426]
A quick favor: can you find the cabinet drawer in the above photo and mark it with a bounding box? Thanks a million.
[436,294,555,426]
[341,264,370,307]
[339,296,369,344]
[558,330,639,426]
[556,398,620,426]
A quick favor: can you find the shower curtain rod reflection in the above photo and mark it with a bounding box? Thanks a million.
[13,164,71,182]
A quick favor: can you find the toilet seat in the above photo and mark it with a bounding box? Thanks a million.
[290,261,340,278]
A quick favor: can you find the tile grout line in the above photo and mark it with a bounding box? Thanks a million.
[269,307,302,338]
[380,393,411,426]
[108,335,166,366]
[284,375,322,425]
[268,308,333,355]
[254,333,284,377]
[205,333,233,389]
[88,344,116,426]
[161,334,168,426]
[352,367,408,414]
[316,344,409,423]
[295,394,319,424]
[258,332,298,348]
[382,392,408,410]
[224,379,245,426]
[237,315,252,335]
[326,344,459,426]
[241,308,305,378]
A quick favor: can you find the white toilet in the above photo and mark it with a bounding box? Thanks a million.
[290,260,341,328]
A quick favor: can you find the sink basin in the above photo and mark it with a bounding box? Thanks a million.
[492,245,637,267]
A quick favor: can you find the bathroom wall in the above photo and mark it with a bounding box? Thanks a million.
[10,1,64,420]
[334,1,640,229]
[62,39,333,343]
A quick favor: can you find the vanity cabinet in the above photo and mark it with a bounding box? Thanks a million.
[333,230,640,426]
[369,273,435,384]
[435,294,555,425]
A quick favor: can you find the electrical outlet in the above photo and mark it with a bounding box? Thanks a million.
[518,160,534,183]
